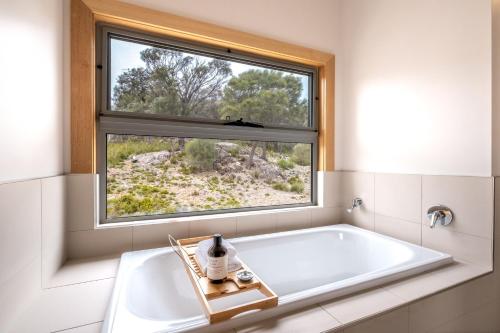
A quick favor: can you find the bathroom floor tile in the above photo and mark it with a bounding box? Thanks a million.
[320,288,406,325]
[343,306,409,333]
[383,260,490,303]
[383,268,455,303]
[426,297,500,333]
[10,278,114,333]
[47,255,120,288]
[236,305,341,333]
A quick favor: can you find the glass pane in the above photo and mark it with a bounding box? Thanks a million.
[109,37,311,127]
[106,134,312,219]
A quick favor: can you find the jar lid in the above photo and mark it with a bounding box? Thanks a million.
[236,270,254,282]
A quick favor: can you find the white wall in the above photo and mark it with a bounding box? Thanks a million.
[120,0,340,54]
[0,0,64,183]
[336,0,492,176]
[493,0,500,176]
[61,0,342,172]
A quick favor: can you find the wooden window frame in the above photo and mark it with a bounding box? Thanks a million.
[71,0,335,173]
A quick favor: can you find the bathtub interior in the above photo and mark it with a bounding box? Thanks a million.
[231,227,440,296]
[125,254,267,322]
[125,254,203,321]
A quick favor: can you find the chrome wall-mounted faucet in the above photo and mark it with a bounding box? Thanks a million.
[347,198,363,213]
[427,205,453,228]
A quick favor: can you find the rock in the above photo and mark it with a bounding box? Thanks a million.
[216,142,239,151]
[215,142,240,160]
[252,157,283,181]
[131,151,171,166]
[214,160,244,174]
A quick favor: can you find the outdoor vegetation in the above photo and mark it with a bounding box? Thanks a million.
[106,39,312,218]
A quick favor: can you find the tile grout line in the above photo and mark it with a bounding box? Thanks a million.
[372,173,375,231]
[40,180,44,290]
[406,305,410,333]
[50,320,103,333]
[317,303,345,328]
[132,225,135,251]
[46,276,115,290]
[374,213,422,225]
[420,175,423,246]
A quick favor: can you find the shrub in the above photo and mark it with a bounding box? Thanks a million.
[107,137,173,167]
[224,196,241,208]
[229,146,240,157]
[133,184,161,196]
[288,176,305,193]
[185,139,216,171]
[272,181,290,192]
[278,159,295,170]
[209,176,220,185]
[290,181,304,193]
[106,194,175,217]
[180,165,193,175]
[291,144,311,166]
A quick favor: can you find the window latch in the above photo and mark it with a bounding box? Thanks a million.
[224,117,264,128]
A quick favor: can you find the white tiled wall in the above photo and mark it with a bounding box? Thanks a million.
[0,178,71,331]
[1,172,498,332]
[317,172,498,333]
[0,180,42,332]
[338,172,375,230]
[60,171,495,267]
[335,172,494,268]
[41,176,67,287]
[64,171,344,258]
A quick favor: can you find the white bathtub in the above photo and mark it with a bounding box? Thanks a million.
[102,224,453,333]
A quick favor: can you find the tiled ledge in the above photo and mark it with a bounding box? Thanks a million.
[12,254,491,333]
[238,260,492,333]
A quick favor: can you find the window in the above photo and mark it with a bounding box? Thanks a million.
[98,26,318,223]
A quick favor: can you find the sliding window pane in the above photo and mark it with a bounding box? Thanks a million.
[106,134,312,219]
[109,37,312,127]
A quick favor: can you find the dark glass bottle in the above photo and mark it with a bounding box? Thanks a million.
[207,234,228,284]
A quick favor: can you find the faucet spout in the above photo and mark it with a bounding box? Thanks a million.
[347,198,363,214]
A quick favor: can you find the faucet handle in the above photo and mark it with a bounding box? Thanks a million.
[347,197,363,213]
[427,205,453,228]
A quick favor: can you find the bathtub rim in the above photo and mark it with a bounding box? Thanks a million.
[102,224,454,333]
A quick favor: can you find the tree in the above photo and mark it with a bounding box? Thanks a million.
[113,47,232,119]
[220,70,308,166]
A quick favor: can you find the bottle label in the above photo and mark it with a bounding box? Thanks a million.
[207,255,228,280]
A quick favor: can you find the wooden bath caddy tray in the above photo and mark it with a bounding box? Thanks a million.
[172,235,278,324]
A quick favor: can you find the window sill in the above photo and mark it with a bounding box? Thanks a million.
[96,204,325,230]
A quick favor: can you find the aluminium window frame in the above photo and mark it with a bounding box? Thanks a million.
[96,25,319,224]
